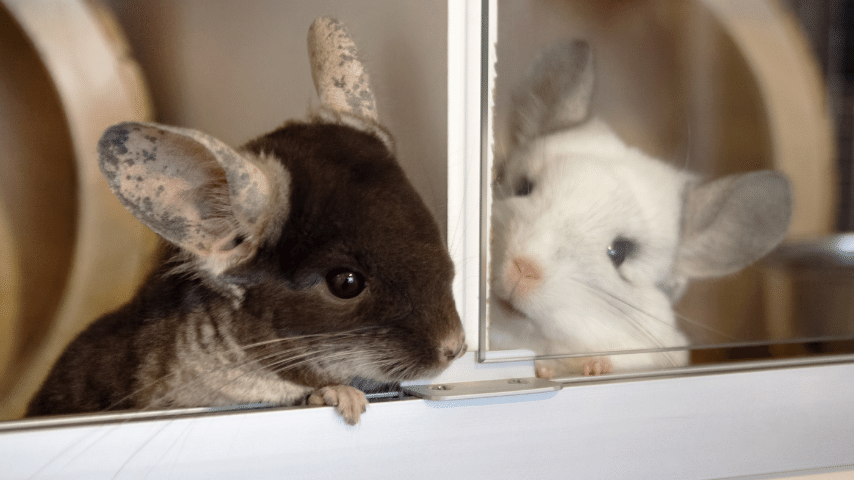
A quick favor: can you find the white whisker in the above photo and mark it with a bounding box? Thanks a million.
[673,311,744,343]
[238,328,372,350]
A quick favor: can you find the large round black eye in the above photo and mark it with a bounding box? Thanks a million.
[607,237,636,268]
[325,269,366,299]
[514,176,535,196]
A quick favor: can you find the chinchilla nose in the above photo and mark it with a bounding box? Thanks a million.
[440,327,467,363]
[505,256,542,299]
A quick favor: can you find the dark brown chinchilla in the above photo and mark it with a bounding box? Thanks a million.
[26,17,465,425]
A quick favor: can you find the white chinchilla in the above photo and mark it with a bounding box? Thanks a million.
[488,40,792,378]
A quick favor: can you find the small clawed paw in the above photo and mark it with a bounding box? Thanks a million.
[308,385,367,425]
[582,358,613,376]
[535,357,615,378]
[535,362,556,380]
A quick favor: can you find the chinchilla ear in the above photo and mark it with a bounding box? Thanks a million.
[307,16,394,151]
[97,121,290,276]
[509,39,594,149]
[674,171,792,279]
[308,16,378,121]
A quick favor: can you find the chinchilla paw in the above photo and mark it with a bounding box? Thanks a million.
[309,385,368,425]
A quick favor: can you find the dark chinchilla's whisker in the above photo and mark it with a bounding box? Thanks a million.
[264,341,377,371]
[31,348,259,475]
[98,356,243,414]
[384,361,417,381]
[30,421,123,479]
[247,332,378,369]
[99,369,184,414]
[265,344,405,384]
[239,329,371,350]
[37,338,382,475]
[33,398,200,479]
[103,347,323,430]
[267,350,354,375]
[253,348,330,372]
[97,333,352,414]
[189,338,384,408]
[167,333,371,406]
[152,345,324,406]
[109,421,177,480]
[137,345,358,422]
[142,416,195,480]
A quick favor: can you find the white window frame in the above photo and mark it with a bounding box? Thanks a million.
[2,1,853,478]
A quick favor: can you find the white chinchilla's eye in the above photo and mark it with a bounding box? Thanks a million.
[325,268,366,299]
[607,237,636,268]
[513,176,535,196]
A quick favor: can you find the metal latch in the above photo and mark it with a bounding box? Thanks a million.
[403,377,561,401]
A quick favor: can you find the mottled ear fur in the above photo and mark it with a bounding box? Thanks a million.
[98,122,291,281]
[307,17,394,152]
[96,17,388,285]
[509,39,594,150]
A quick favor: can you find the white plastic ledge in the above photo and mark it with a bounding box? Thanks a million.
[3,361,854,479]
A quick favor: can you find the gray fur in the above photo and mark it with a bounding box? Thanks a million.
[675,171,793,279]
[509,39,594,150]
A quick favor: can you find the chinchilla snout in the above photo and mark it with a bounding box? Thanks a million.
[439,325,467,364]
[502,256,543,300]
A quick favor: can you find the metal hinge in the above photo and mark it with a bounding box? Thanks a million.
[400,351,562,400]
[403,376,561,400]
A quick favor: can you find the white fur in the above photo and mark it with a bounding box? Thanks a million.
[488,39,790,378]
[489,119,692,375]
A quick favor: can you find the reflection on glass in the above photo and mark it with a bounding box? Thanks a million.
[484,0,854,378]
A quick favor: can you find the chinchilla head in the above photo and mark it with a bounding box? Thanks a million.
[96,17,465,388]
[489,39,791,373]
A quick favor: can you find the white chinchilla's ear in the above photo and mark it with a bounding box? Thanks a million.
[97,122,290,276]
[307,16,394,151]
[674,171,792,279]
[509,39,594,149]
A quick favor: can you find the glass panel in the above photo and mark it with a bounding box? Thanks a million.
[482,0,854,378]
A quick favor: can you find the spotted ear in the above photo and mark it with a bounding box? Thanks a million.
[308,16,378,121]
[675,171,792,279]
[307,16,394,151]
[509,39,595,150]
[97,121,290,275]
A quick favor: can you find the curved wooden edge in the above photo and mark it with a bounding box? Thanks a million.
[0,0,158,420]
[0,202,19,383]
[700,0,837,240]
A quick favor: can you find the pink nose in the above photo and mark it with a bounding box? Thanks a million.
[505,257,542,299]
